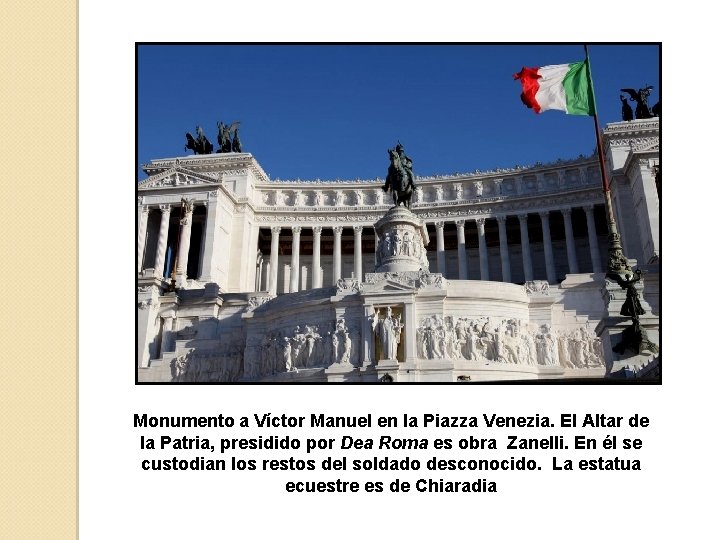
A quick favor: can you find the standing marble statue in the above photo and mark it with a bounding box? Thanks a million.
[332,319,352,364]
[373,307,403,361]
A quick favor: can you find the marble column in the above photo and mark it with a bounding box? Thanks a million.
[353,226,363,282]
[539,211,557,284]
[154,204,171,278]
[362,304,376,366]
[264,259,271,294]
[476,218,489,280]
[175,201,195,287]
[290,226,301,293]
[518,213,533,281]
[137,204,149,274]
[456,220,467,279]
[246,224,260,293]
[269,226,280,296]
[584,205,602,273]
[199,195,219,282]
[333,226,343,283]
[561,208,579,275]
[435,221,446,276]
[255,257,263,291]
[312,226,322,288]
[497,215,511,282]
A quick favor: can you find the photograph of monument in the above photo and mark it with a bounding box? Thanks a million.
[136,45,659,383]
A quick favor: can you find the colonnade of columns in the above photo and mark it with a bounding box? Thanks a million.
[137,200,210,283]
[266,225,369,296]
[138,201,604,294]
[432,205,603,284]
[259,204,603,295]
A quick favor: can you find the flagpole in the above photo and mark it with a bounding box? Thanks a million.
[584,44,627,277]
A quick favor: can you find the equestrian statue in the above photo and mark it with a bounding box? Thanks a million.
[184,125,214,155]
[384,143,417,209]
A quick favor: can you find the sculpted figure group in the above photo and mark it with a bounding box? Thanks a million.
[620,87,660,120]
[184,121,242,155]
[416,316,603,369]
[170,313,603,381]
[376,229,425,264]
[243,318,356,378]
[171,339,246,383]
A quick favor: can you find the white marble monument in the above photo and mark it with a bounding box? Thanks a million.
[137,119,659,382]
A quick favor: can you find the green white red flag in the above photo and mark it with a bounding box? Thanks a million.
[513,61,595,116]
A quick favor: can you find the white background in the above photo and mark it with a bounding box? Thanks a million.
[80,2,715,538]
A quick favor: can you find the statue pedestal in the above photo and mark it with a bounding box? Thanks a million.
[596,279,659,378]
[375,359,400,382]
[596,315,659,377]
[325,362,358,382]
[374,206,430,273]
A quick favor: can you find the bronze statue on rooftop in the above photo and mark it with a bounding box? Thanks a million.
[184,125,213,155]
[217,121,241,153]
[620,86,654,120]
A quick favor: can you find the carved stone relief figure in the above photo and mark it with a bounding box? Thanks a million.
[332,332,340,363]
[402,232,411,255]
[283,337,293,371]
[372,307,403,361]
[391,231,401,256]
[331,318,353,364]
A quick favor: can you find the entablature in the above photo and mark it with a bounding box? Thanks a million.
[251,188,605,227]
[142,153,270,182]
[252,159,601,211]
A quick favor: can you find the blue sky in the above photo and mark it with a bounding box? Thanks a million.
[137,44,659,181]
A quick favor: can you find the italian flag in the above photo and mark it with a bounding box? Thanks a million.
[513,61,595,115]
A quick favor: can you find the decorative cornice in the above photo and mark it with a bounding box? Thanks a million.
[249,190,601,227]
[138,166,221,189]
[603,119,659,136]
[258,156,599,186]
[630,137,659,152]
[142,153,270,182]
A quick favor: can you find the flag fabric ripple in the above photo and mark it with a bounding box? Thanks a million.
[513,61,595,116]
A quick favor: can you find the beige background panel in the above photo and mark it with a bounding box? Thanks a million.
[0,1,77,539]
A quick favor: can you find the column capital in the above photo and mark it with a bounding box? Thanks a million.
[312,225,323,235]
[137,196,144,207]
[291,225,302,235]
[271,226,282,236]
[159,204,171,213]
[139,205,149,215]
[583,204,595,213]
[435,221,445,230]
[475,217,486,228]
[560,207,573,217]
[538,210,551,218]
[333,225,343,235]
[353,225,363,233]
[455,219,465,228]
[518,213,528,222]
[181,198,195,212]
[496,215,507,224]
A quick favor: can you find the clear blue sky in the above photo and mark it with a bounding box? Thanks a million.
[137,44,659,181]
